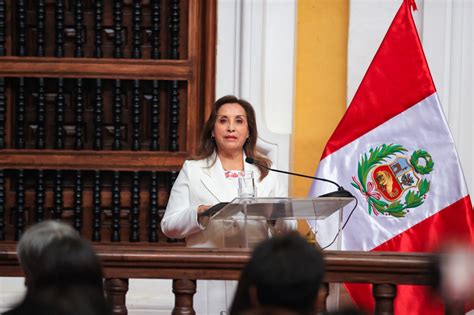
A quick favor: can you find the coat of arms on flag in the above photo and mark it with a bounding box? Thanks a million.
[352,144,433,218]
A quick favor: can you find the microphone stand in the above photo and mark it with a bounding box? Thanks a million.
[245,157,358,252]
[245,157,353,198]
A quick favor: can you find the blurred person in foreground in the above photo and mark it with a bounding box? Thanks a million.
[432,243,474,313]
[238,306,300,315]
[15,220,80,288]
[230,232,325,315]
[4,221,111,315]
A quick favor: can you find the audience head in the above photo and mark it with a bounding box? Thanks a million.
[9,221,111,315]
[231,232,325,315]
[12,228,111,315]
[17,220,80,286]
[432,242,474,306]
[31,236,105,291]
[238,306,300,315]
[322,309,367,315]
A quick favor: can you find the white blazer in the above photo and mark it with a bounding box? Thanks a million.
[161,154,295,248]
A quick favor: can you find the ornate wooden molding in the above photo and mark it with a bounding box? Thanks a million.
[0,150,187,171]
[0,57,193,80]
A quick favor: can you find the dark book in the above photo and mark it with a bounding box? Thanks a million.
[198,202,229,217]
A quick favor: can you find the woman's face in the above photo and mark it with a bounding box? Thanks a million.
[212,103,249,156]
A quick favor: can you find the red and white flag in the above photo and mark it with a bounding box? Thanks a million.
[309,0,474,313]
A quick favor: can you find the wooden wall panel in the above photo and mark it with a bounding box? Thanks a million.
[0,0,216,243]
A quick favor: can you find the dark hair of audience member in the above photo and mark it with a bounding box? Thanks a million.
[322,309,367,315]
[7,237,111,315]
[16,220,80,287]
[30,236,104,290]
[230,232,325,315]
[238,306,300,315]
[12,285,112,315]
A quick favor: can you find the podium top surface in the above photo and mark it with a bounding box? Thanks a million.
[211,197,354,220]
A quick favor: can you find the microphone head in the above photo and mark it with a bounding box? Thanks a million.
[319,189,354,198]
[245,157,255,164]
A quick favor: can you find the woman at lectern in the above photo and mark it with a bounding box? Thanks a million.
[161,95,296,314]
[161,94,296,247]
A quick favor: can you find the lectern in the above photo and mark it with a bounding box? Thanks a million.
[210,197,354,249]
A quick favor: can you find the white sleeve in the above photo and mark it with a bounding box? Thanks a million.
[160,161,205,239]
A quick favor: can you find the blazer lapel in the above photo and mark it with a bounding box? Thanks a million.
[200,156,236,202]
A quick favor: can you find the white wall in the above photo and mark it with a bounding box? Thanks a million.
[216,0,296,182]
[0,278,24,313]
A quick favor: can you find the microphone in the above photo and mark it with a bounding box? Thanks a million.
[245,157,353,198]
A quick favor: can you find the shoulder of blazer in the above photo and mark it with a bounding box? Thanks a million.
[183,158,212,168]
[181,157,215,175]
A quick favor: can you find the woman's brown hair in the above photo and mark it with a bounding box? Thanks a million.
[197,95,271,180]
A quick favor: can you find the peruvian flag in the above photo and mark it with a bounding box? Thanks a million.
[309,0,474,314]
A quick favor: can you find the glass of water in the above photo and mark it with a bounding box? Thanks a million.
[238,170,256,198]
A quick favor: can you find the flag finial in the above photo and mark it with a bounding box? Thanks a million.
[404,0,418,11]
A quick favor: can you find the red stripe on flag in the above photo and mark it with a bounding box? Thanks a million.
[373,196,474,252]
[345,196,474,314]
[346,283,443,315]
[321,2,436,159]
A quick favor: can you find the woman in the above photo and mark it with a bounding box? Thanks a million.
[161,95,296,314]
[161,95,295,247]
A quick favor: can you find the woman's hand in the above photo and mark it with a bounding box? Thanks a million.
[197,205,211,226]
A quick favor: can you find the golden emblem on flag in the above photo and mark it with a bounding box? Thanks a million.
[352,144,433,218]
